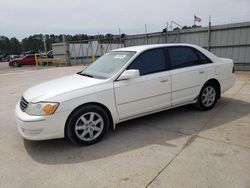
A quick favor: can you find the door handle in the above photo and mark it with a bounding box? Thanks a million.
[160,78,169,83]
[199,70,205,74]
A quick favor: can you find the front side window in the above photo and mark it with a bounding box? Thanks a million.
[80,51,135,79]
[127,48,166,76]
[168,47,199,69]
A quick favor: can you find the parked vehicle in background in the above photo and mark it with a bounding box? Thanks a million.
[9,54,38,67]
[0,54,7,62]
[47,50,53,58]
[9,55,20,60]
[15,44,235,145]
[0,54,10,62]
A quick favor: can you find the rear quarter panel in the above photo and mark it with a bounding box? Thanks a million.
[210,58,235,93]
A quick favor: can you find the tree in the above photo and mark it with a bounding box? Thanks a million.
[182,26,191,30]
[0,32,126,55]
[173,27,180,31]
[9,37,21,54]
[0,36,10,54]
[105,33,114,39]
[21,35,44,53]
[192,25,202,29]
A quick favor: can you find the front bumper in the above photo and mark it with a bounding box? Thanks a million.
[15,102,69,140]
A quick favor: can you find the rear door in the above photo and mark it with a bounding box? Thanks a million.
[114,48,171,119]
[168,46,211,105]
[22,55,35,65]
[27,55,35,65]
[22,55,30,65]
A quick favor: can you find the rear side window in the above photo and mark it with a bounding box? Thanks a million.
[194,49,212,64]
[168,47,198,69]
[128,48,165,76]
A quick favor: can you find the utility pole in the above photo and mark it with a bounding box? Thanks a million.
[207,15,212,51]
[145,24,148,44]
[43,35,48,66]
[119,28,122,47]
[43,36,47,56]
[165,22,169,43]
[63,35,71,66]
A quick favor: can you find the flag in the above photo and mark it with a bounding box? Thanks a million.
[194,15,202,22]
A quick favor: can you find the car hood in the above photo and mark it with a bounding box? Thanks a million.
[23,74,106,102]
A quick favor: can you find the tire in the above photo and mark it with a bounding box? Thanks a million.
[196,82,218,111]
[65,105,109,145]
[13,62,21,67]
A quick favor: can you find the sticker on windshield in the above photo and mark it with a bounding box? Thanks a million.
[114,55,127,59]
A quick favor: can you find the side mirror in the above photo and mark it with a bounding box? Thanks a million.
[118,69,140,81]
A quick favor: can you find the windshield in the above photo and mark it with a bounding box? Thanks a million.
[80,51,136,79]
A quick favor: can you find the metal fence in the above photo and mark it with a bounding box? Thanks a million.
[52,39,124,65]
[52,21,250,70]
[124,21,250,70]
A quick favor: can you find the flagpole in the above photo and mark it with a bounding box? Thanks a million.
[194,14,195,26]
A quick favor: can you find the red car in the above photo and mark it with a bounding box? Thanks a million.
[9,55,36,67]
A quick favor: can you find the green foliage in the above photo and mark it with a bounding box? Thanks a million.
[0,36,11,54]
[182,25,202,30]
[0,33,121,55]
[173,27,181,31]
[9,37,21,54]
[21,34,44,53]
[161,25,203,32]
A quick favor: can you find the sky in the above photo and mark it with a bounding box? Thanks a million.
[0,0,250,40]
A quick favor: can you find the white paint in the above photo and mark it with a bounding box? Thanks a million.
[15,44,235,141]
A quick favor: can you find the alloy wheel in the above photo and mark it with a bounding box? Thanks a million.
[201,86,216,107]
[74,112,104,141]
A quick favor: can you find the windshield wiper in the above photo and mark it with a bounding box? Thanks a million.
[78,72,94,78]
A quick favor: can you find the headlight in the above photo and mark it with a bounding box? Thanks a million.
[25,102,59,116]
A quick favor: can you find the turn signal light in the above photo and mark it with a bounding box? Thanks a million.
[43,104,58,115]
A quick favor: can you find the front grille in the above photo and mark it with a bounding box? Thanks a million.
[20,97,29,112]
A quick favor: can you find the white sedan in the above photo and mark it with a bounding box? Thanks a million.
[15,44,235,145]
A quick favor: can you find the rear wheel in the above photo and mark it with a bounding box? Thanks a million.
[196,82,218,111]
[66,105,109,145]
[13,62,21,67]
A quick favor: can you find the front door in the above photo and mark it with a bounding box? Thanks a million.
[114,48,171,120]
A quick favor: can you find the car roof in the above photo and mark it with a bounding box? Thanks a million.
[112,43,219,62]
[112,43,201,53]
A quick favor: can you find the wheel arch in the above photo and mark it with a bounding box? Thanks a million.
[64,102,115,136]
[204,78,221,99]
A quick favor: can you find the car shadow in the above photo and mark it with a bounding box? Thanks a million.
[23,97,250,165]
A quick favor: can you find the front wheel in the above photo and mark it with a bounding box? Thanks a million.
[65,105,109,145]
[196,82,218,111]
[13,62,21,67]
